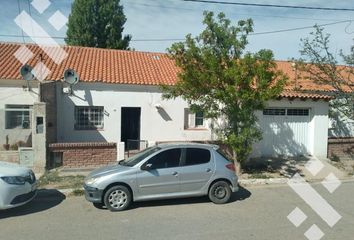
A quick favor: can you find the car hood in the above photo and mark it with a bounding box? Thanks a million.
[0,161,30,177]
[87,163,132,179]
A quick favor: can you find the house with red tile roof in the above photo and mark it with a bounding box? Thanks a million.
[0,42,347,168]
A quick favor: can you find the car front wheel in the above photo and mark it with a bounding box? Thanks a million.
[208,181,232,204]
[104,185,132,211]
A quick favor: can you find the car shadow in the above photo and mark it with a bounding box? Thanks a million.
[0,189,66,219]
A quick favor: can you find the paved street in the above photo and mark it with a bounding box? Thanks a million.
[1,180,353,240]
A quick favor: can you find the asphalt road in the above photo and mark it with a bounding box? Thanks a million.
[1,180,353,240]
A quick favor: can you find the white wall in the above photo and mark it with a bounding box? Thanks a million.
[56,83,329,158]
[56,83,212,143]
[252,99,329,158]
[0,80,39,146]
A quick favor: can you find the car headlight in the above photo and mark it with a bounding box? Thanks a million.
[85,176,102,185]
[85,174,111,186]
[1,176,26,185]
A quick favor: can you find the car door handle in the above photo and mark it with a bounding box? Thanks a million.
[206,168,211,173]
[172,171,178,176]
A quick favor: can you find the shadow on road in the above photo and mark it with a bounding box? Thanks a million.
[0,189,66,219]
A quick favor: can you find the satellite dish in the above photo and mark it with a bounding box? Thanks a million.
[20,64,34,81]
[63,69,79,85]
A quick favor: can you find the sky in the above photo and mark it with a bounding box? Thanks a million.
[0,0,354,62]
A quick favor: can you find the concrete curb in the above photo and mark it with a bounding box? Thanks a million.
[239,175,354,186]
[239,178,289,185]
[58,188,84,195]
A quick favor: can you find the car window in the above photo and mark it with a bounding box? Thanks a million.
[184,148,211,166]
[147,148,181,169]
[121,147,161,167]
[216,149,233,162]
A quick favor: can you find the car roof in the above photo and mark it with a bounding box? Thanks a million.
[156,142,219,150]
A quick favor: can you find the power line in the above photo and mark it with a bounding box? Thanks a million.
[250,20,352,36]
[183,0,354,12]
[0,20,352,42]
[125,2,347,22]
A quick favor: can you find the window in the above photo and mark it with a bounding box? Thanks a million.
[184,148,211,166]
[5,105,32,129]
[263,108,286,116]
[195,112,204,126]
[75,106,104,130]
[263,108,310,116]
[146,148,181,169]
[184,108,205,129]
[287,109,309,116]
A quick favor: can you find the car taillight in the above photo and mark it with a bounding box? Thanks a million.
[226,163,236,172]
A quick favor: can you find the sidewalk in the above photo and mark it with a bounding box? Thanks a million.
[240,156,351,186]
[49,157,352,195]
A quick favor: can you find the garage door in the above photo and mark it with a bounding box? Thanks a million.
[258,108,310,157]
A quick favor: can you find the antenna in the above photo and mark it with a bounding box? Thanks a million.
[63,68,79,85]
[20,64,34,90]
[63,69,80,94]
[20,64,34,81]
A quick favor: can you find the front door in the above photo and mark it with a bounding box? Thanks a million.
[136,148,182,198]
[121,107,141,150]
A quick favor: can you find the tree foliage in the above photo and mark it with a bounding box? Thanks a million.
[163,11,286,163]
[65,0,131,49]
[298,26,354,119]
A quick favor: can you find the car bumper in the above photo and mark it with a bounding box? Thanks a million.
[0,182,37,210]
[84,184,104,203]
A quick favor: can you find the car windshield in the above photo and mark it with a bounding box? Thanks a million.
[119,146,161,167]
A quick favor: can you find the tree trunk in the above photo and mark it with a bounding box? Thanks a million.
[232,150,242,176]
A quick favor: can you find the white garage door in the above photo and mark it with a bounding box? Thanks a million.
[258,108,310,157]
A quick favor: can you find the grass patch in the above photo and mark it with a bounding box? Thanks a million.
[38,170,85,189]
[248,172,271,179]
[69,189,85,197]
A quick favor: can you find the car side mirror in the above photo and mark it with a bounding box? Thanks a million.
[141,163,153,171]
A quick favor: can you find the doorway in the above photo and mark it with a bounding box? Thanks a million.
[121,107,141,150]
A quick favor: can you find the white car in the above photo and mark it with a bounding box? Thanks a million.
[0,161,37,210]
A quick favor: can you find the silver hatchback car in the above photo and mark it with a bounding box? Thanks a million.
[84,143,238,211]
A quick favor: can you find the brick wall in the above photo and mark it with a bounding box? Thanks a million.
[328,138,354,161]
[49,142,117,168]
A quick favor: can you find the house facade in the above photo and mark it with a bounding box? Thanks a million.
[0,42,337,169]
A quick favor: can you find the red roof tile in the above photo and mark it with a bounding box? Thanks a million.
[0,42,178,86]
[0,42,342,100]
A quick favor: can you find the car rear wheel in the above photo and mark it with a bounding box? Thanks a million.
[104,185,132,211]
[208,181,231,204]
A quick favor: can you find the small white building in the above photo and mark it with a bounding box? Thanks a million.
[0,42,334,165]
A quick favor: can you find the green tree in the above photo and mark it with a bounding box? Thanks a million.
[297,26,354,119]
[65,0,131,49]
[163,11,286,163]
